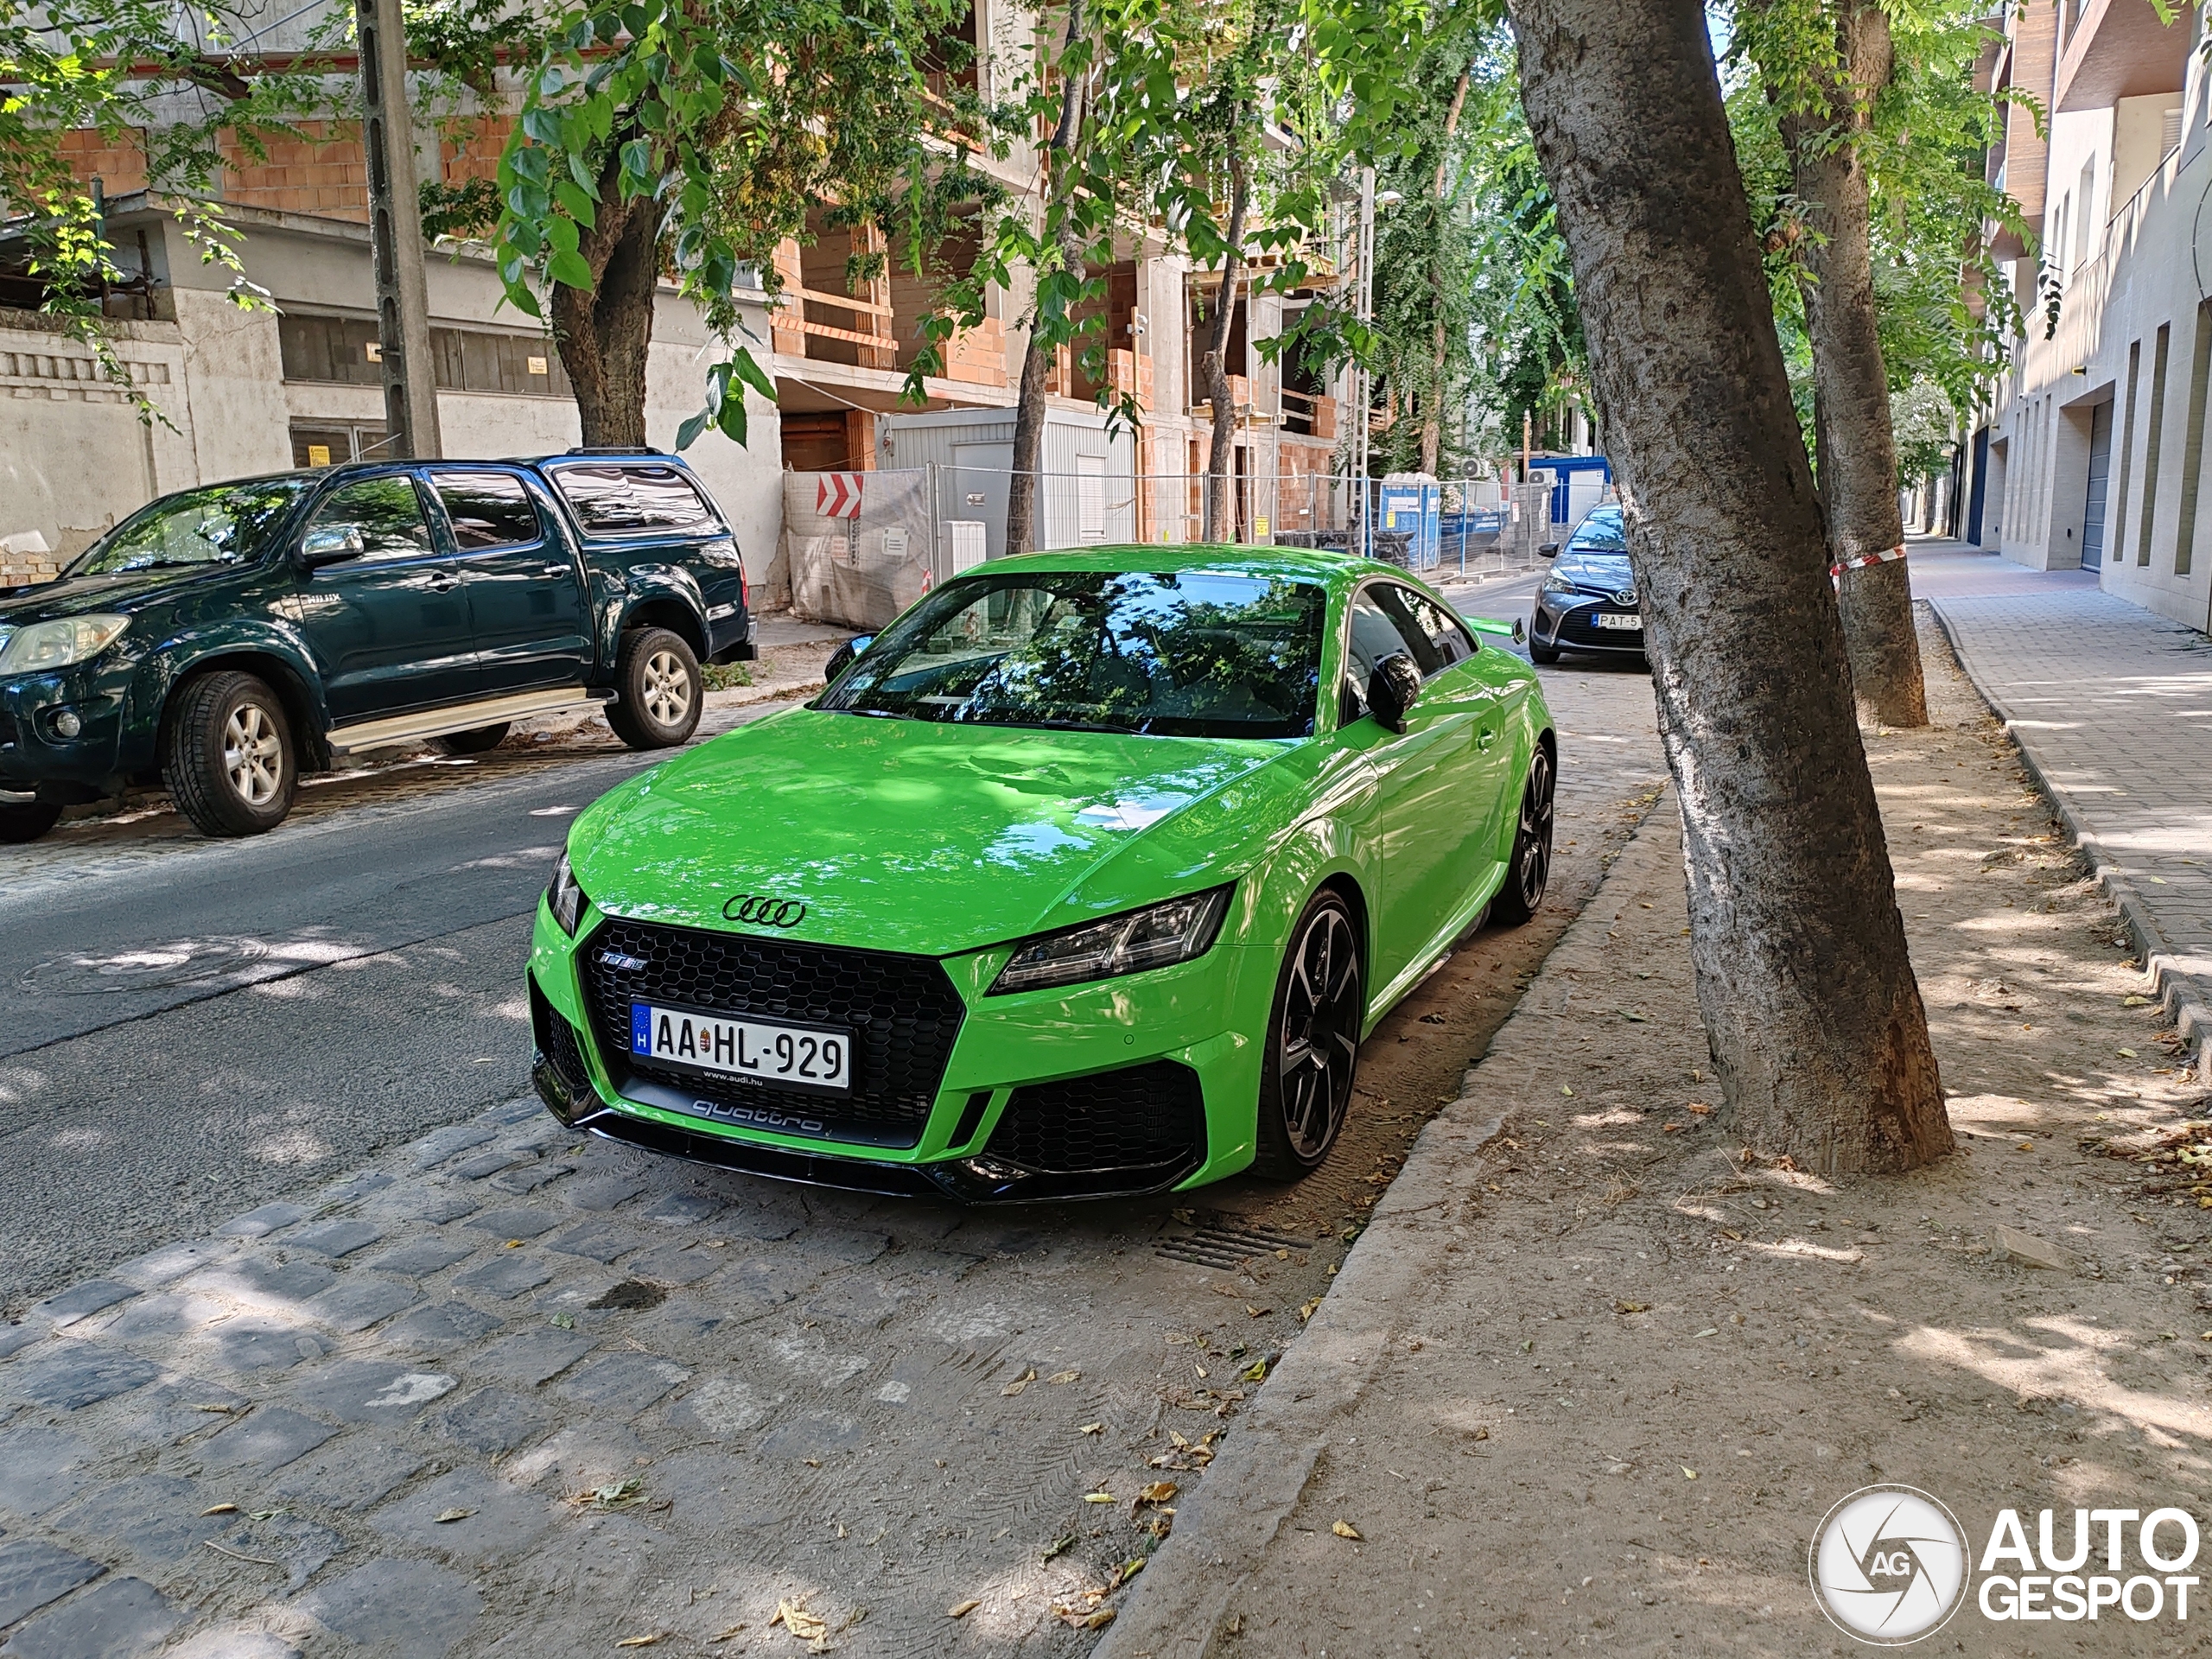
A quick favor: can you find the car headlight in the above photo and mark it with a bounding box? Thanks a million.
[549,849,588,936]
[1540,571,1574,596]
[0,615,130,675]
[988,886,1233,995]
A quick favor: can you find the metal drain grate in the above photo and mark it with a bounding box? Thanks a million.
[1156,1217,1317,1269]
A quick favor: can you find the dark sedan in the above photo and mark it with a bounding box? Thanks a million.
[1528,505,1643,664]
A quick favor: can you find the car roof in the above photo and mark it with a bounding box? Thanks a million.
[976,543,1424,590]
[176,454,694,493]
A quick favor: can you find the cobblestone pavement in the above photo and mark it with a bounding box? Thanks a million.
[1915,541,2212,1078]
[0,655,1663,1658]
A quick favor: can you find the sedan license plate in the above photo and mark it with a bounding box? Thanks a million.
[630,1002,850,1095]
[1593,613,1643,631]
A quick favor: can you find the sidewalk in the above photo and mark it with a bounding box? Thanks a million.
[1911,538,2212,1082]
[1098,609,2212,1657]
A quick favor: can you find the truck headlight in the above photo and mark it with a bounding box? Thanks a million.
[0,615,130,674]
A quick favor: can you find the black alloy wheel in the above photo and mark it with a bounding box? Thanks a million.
[0,793,61,843]
[1253,890,1363,1179]
[1490,744,1555,926]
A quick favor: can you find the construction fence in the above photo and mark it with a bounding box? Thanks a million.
[784,467,1593,631]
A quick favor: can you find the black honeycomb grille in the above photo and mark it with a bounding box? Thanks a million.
[544,1008,590,1097]
[1552,603,1643,648]
[579,916,964,1148]
[988,1061,1206,1176]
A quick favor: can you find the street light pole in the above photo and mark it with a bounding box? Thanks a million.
[356,0,441,459]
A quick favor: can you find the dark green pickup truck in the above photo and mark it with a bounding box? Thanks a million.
[0,449,754,842]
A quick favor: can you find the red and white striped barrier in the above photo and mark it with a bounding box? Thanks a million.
[1830,544,1906,578]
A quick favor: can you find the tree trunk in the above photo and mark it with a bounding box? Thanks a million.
[1783,0,1928,728]
[1507,0,1950,1173]
[1198,131,1249,542]
[1007,0,1087,558]
[1420,67,1473,479]
[550,165,659,448]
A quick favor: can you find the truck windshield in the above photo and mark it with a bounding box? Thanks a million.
[67,480,310,576]
[818,569,1326,739]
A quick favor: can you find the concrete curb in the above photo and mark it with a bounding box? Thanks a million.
[1091,796,1683,1659]
[1926,599,2212,1086]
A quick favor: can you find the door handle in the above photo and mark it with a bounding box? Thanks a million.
[541,563,572,579]
[426,571,461,593]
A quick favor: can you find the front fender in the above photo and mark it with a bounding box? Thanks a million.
[124,620,333,768]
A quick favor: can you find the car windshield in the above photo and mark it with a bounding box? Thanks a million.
[67,480,308,576]
[1568,509,1626,551]
[819,569,1327,739]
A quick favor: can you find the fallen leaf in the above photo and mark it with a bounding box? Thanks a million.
[1694,1327,1719,1338]
[771,1599,829,1642]
[1682,1467,1699,1480]
[504,1239,525,1249]
[200,1503,238,1516]
[1046,1370,1081,1385]
[1084,1491,1115,1504]
[1240,1358,1268,1382]
[1244,1305,1272,1318]
[1136,1481,1179,1508]
[1561,1085,1574,1096]
[1662,1123,1685,1135]
[571,1479,643,1510]
[1084,1609,1117,1630]
[946,1599,982,1619]
[1685,1103,1712,1116]
[1001,1368,1038,1396]
[1470,1425,1490,1441]
[2119,1048,2138,1058]
[1614,1300,1649,1314]
[1077,1422,1104,1435]
[435,1507,475,1524]
[1298,1296,1324,1321]
[1042,1533,1077,1561]
[1332,1520,1363,1540]
[551,1313,576,1330]
[248,1509,287,1522]
[615,1636,665,1649]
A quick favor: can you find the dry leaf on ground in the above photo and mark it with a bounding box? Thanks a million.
[1001,1368,1038,1396]
[946,1599,981,1619]
[1046,1370,1081,1384]
[1332,1520,1362,1540]
[435,1507,474,1523]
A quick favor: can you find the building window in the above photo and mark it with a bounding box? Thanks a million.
[290,421,390,467]
[2113,340,2143,560]
[2177,300,2212,579]
[278,313,572,397]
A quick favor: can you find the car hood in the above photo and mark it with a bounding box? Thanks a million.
[0,565,229,621]
[570,707,1306,957]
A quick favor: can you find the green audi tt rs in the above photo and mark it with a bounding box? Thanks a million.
[526,545,1555,1201]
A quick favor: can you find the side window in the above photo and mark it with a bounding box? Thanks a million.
[1341,588,1433,716]
[431,472,541,550]
[552,464,715,534]
[303,476,431,561]
[1384,584,1477,674]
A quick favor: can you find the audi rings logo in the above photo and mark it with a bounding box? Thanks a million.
[1810,1485,1971,1644]
[723,893,807,928]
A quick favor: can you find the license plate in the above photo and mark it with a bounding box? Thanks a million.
[629,1002,851,1095]
[1593,613,1643,631]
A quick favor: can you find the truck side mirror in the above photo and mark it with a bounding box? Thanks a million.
[299,524,365,568]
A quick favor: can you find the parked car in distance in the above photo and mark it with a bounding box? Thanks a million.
[528,546,1556,1202]
[1528,504,1643,665]
[0,449,753,842]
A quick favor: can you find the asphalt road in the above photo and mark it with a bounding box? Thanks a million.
[0,567,1579,1313]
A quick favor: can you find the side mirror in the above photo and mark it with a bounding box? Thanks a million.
[1365,654,1422,734]
[1512,618,1527,646]
[299,524,365,568]
[1539,542,1561,559]
[823,633,874,683]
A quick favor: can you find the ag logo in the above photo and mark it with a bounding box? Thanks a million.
[1810,1485,1969,1644]
[723,893,806,928]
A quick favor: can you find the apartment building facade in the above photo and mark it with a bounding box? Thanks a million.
[3,0,1351,599]
[1977,0,2212,632]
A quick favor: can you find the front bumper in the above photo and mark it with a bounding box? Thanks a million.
[526,899,1271,1203]
[0,664,132,794]
[1534,595,1646,655]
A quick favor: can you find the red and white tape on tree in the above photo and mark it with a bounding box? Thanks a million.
[1829,544,1907,578]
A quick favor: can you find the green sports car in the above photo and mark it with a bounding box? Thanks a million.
[526,546,1555,1201]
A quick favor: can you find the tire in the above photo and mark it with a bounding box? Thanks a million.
[1528,636,1560,665]
[434,721,511,756]
[165,671,298,837]
[1251,889,1364,1181]
[0,796,61,843]
[606,627,702,750]
[1489,743,1556,927]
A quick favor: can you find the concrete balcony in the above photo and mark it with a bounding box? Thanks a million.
[2055,0,2190,113]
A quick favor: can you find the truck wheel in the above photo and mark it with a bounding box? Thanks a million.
[435,722,511,755]
[607,627,701,750]
[0,795,61,843]
[166,671,298,837]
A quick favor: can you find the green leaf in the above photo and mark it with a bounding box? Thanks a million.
[675,407,710,450]
[728,347,776,404]
[554,180,597,229]
[547,246,594,289]
[569,149,601,197]
[521,107,563,146]
[503,283,543,319]
[715,393,747,447]
[545,214,581,255]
